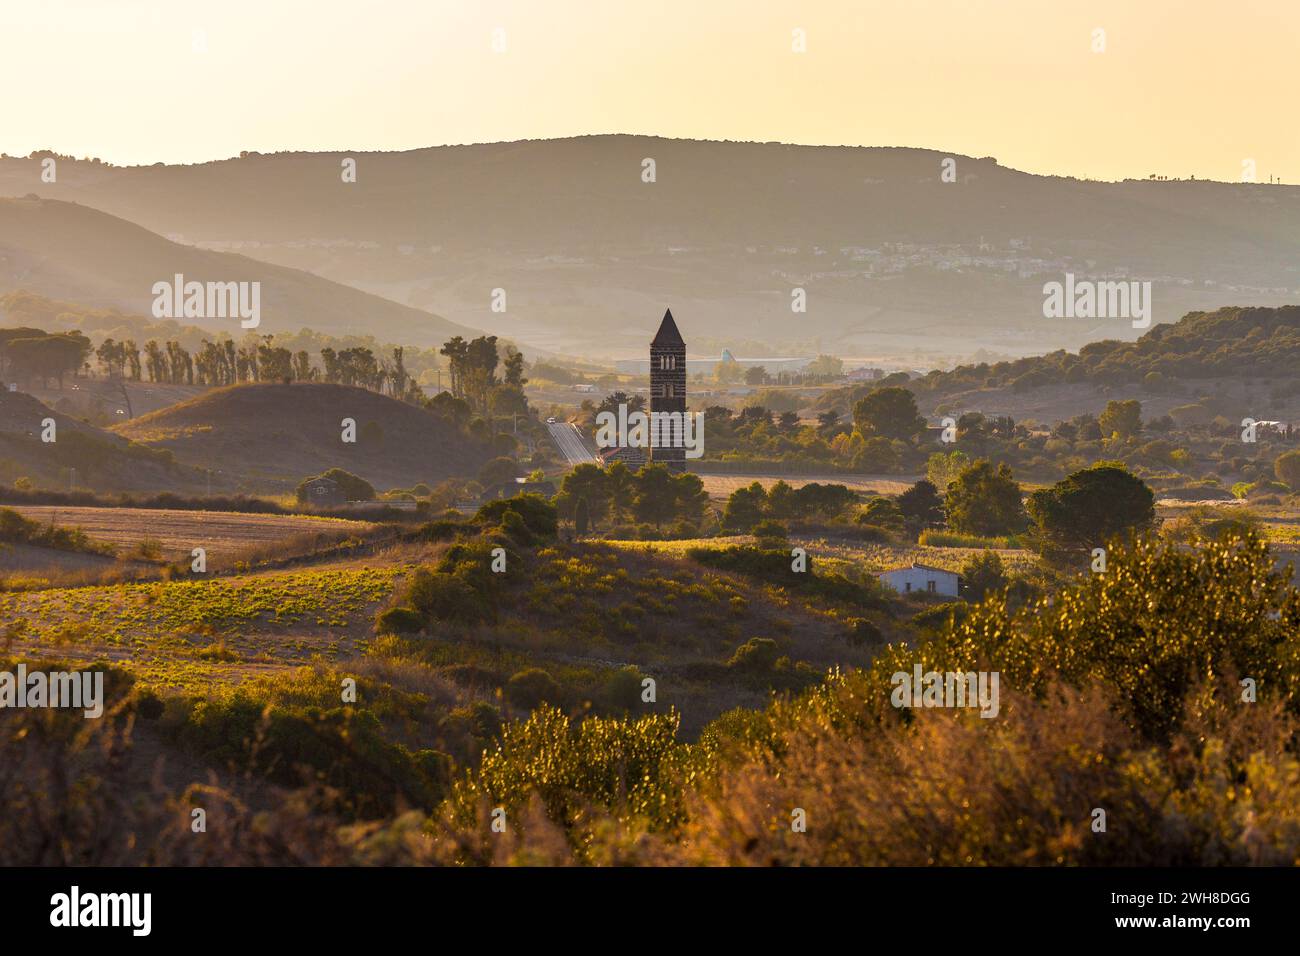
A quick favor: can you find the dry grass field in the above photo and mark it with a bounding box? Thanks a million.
[9,506,375,563]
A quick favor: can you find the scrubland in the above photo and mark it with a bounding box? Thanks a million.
[3,492,1298,866]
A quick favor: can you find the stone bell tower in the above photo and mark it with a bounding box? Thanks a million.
[649,308,686,471]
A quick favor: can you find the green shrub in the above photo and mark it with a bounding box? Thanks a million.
[375,606,424,635]
[0,507,114,555]
[847,617,884,646]
[960,550,1008,601]
[499,508,531,543]
[603,666,648,713]
[405,569,491,626]
[727,637,780,672]
[475,494,558,541]
[505,668,563,711]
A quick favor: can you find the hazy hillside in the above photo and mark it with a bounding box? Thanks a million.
[113,382,496,493]
[0,389,200,493]
[0,195,481,345]
[918,304,1300,394]
[27,378,205,422]
[3,137,1298,362]
[818,304,1300,425]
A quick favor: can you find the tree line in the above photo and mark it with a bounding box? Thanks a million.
[1,322,529,414]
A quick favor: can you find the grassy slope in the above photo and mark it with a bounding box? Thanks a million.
[114,381,494,493]
[0,389,204,492]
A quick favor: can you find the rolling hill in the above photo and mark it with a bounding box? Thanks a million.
[0,389,204,493]
[3,137,1299,361]
[815,304,1300,425]
[0,195,482,345]
[113,382,496,493]
[914,304,1300,395]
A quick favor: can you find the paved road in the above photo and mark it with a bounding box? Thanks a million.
[547,421,600,466]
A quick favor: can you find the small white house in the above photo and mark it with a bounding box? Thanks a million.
[877,562,960,598]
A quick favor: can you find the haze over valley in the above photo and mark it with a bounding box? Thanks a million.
[4,137,1298,365]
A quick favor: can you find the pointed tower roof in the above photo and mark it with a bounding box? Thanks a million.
[651,308,685,348]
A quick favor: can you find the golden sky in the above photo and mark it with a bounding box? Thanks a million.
[3,0,1296,181]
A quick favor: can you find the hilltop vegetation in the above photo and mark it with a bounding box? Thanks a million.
[1,302,548,497]
[906,305,1300,393]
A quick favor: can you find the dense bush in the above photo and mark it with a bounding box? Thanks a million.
[427,531,1300,865]
[375,605,424,635]
[404,566,493,626]
[727,637,780,671]
[475,494,558,541]
[959,550,1008,601]
[505,668,563,711]
[163,675,450,820]
[603,666,648,713]
[846,617,885,646]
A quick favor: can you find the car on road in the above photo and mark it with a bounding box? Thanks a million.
[546,417,557,424]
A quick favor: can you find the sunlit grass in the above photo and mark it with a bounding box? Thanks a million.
[0,565,406,647]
